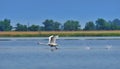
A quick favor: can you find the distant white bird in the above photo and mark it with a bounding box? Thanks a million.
[105,45,112,50]
[38,35,59,49]
[85,46,91,50]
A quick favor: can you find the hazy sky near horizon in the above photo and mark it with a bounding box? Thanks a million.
[0,0,120,27]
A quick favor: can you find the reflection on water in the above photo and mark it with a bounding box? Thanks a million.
[0,37,120,69]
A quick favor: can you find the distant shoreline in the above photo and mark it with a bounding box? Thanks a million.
[0,31,120,37]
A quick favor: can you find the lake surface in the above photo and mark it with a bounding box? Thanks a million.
[0,37,120,69]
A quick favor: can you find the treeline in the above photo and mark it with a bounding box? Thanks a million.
[0,18,120,31]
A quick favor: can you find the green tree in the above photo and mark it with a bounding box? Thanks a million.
[28,25,41,31]
[0,19,12,31]
[95,18,111,30]
[53,21,61,31]
[15,23,28,31]
[63,20,80,31]
[42,19,61,31]
[84,21,95,30]
[111,19,120,30]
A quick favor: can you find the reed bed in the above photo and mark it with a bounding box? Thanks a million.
[0,31,120,37]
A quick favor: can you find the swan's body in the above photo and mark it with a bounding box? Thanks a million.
[48,35,58,49]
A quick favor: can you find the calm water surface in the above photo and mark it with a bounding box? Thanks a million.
[0,37,120,69]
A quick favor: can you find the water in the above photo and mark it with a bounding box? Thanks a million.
[0,37,120,69]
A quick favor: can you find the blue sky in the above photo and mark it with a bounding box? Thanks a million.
[0,0,120,27]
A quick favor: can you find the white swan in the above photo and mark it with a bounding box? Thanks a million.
[48,35,58,46]
[38,35,59,49]
[85,46,91,50]
[105,45,112,50]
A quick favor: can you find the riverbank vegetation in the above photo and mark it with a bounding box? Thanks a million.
[0,31,120,37]
[1,18,120,37]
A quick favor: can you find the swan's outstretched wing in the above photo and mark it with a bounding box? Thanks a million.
[48,35,53,44]
[53,35,59,43]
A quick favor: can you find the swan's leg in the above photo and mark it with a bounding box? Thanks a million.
[55,46,58,49]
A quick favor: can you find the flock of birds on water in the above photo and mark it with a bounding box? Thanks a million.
[38,35,113,51]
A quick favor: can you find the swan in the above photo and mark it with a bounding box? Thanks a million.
[85,46,91,50]
[105,45,112,50]
[38,35,59,49]
[48,35,58,46]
